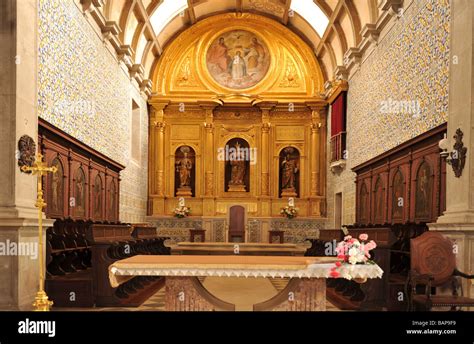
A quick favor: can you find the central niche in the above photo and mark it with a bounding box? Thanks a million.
[224,138,251,192]
[206,30,270,89]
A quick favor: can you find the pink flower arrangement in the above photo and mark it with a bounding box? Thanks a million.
[329,233,377,277]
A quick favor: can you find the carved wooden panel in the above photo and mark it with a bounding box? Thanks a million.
[39,118,123,221]
[414,161,433,220]
[358,181,370,224]
[410,231,456,286]
[372,176,385,224]
[72,166,87,218]
[391,169,405,221]
[354,124,446,225]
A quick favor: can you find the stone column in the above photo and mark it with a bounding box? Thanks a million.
[429,0,474,306]
[0,0,54,309]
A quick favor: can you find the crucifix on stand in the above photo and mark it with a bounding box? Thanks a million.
[21,153,57,311]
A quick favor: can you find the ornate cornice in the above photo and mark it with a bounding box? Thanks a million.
[77,1,152,96]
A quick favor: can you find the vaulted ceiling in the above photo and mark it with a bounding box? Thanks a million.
[97,0,381,84]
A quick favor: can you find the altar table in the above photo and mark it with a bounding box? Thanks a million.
[109,255,383,311]
[170,242,307,256]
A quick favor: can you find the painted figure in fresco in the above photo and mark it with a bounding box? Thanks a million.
[281,151,298,191]
[229,51,247,80]
[206,30,270,89]
[207,37,230,72]
[245,37,265,69]
[229,142,246,185]
[175,149,193,187]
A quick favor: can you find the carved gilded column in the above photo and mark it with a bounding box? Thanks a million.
[204,121,214,196]
[261,122,270,195]
[155,121,166,197]
[310,121,321,196]
[149,102,168,212]
[259,104,275,197]
[200,104,217,198]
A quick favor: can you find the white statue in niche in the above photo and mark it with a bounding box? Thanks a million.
[288,197,295,207]
[178,197,185,207]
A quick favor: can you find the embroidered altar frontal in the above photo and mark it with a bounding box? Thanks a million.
[109,255,383,311]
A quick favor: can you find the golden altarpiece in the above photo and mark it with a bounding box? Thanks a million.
[147,13,328,243]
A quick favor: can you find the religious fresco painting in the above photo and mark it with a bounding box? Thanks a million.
[206,30,270,89]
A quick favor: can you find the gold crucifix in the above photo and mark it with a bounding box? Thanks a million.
[21,153,57,311]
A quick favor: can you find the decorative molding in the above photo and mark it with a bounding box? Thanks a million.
[78,1,152,96]
[333,0,404,82]
[324,79,348,104]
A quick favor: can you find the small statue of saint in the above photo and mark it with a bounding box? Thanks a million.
[175,146,193,196]
[281,148,298,196]
[228,141,246,192]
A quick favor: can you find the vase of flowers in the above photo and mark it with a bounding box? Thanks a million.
[280,205,298,219]
[173,205,190,218]
[329,233,377,277]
